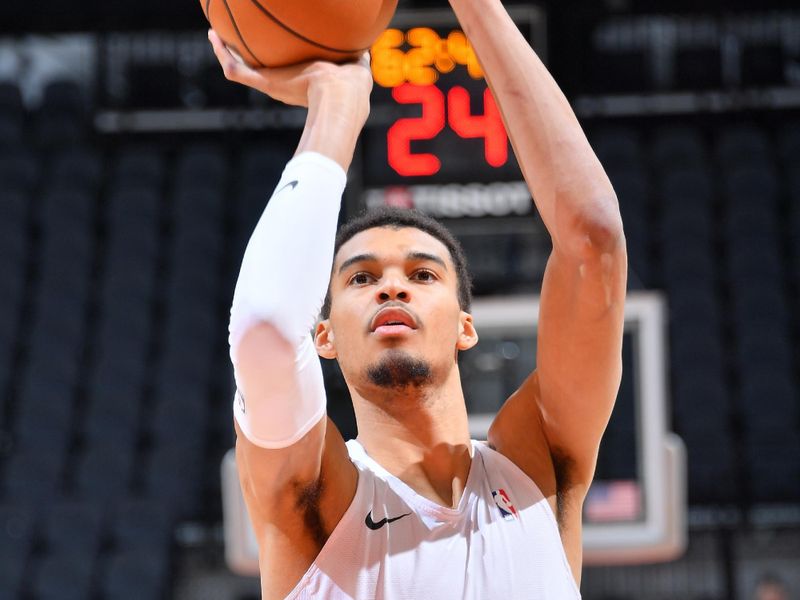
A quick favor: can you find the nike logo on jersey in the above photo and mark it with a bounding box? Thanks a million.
[365,510,411,530]
[276,180,298,195]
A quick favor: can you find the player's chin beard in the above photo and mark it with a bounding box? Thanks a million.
[366,349,432,389]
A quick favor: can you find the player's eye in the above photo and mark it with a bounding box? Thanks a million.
[412,269,437,282]
[349,272,376,286]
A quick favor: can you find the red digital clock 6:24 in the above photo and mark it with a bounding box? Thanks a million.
[363,8,545,186]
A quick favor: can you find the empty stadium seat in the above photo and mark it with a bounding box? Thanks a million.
[724,206,778,245]
[75,444,136,501]
[729,283,790,329]
[13,383,74,452]
[34,80,89,149]
[660,201,713,245]
[50,148,103,192]
[150,394,209,444]
[597,431,638,480]
[739,381,799,432]
[670,325,726,377]
[651,126,709,172]
[200,62,251,107]
[96,303,152,347]
[86,380,142,416]
[741,43,786,87]
[175,144,228,190]
[743,432,800,503]
[240,143,285,187]
[715,124,773,169]
[42,500,105,555]
[590,127,644,170]
[658,166,715,207]
[161,305,218,348]
[672,368,732,429]
[102,548,170,600]
[41,187,95,226]
[778,120,800,166]
[173,185,226,224]
[0,232,26,300]
[0,152,39,194]
[661,239,716,286]
[113,147,165,188]
[236,184,272,237]
[0,81,24,149]
[125,63,182,108]
[32,551,95,600]
[681,428,739,503]
[0,111,24,150]
[675,46,723,90]
[722,164,780,205]
[735,327,794,374]
[112,498,172,550]
[667,284,721,329]
[459,234,514,293]
[100,268,158,312]
[144,437,205,514]
[0,81,22,113]
[726,242,783,285]
[0,188,28,223]
[107,186,162,225]
[0,503,35,597]
[587,48,649,93]
[3,450,64,507]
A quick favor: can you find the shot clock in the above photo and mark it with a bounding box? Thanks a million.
[363,8,547,187]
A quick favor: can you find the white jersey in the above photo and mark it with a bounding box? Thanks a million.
[286,439,582,599]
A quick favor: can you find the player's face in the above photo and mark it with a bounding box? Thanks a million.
[316,227,477,387]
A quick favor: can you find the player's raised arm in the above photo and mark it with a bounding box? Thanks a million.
[208,31,369,585]
[448,1,626,499]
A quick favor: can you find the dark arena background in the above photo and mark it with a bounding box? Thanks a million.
[1,0,799,598]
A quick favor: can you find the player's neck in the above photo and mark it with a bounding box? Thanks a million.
[352,368,472,508]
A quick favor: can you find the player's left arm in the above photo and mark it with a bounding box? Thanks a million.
[449,0,627,501]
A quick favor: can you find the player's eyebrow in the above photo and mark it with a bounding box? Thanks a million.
[337,253,378,275]
[407,251,448,271]
[337,251,448,275]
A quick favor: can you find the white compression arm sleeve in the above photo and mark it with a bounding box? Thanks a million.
[229,151,346,449]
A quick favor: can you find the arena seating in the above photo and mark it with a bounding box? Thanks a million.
[0,76,799,596]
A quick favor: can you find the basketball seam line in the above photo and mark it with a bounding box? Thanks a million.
[247,0,368,54]
[220,0,267,68]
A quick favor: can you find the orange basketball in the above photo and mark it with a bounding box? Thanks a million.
[200,0,398,68]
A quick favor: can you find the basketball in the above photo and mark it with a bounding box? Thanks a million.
[200,0,398,67]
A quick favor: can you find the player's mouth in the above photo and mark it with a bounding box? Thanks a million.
[370,307,418,337]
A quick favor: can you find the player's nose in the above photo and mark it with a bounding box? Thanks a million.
[376,272,410,303]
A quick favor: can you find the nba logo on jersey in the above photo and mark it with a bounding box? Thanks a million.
[492,488,518,520]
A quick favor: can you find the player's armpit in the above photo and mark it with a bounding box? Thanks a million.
[235,416,356,527]
[233,322,357,522]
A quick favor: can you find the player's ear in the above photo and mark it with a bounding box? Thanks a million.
[456,311,478,351]
[315,319,337,359]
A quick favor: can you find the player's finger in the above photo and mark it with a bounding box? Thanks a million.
[207,29,279,94]
[208,29,252,83]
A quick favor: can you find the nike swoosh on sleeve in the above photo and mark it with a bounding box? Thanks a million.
[275,180,299,195]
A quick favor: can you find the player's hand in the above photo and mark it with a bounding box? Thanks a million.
[207,29,372,113]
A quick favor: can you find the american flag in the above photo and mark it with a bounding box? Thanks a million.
[584,480,642,523]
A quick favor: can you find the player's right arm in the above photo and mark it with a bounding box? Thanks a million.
[208,31,371,594]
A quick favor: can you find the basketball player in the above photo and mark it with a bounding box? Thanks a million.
[209,0,626,596]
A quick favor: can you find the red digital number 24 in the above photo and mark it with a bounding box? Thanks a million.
[387,84,508,177]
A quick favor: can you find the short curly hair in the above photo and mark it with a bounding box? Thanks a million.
[320,207,473,319]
